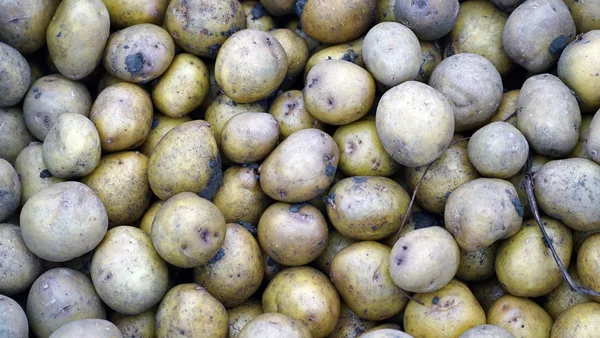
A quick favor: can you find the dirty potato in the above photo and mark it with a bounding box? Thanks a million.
[0,106,35,165]
[269,90,324,139]
[0,42,31,107]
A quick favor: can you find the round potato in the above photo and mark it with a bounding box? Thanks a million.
[0,42,31,108]
[20,181,107,262]
[14,142,65,206]
[444,178,523,251]
[0,294,28,338]
[91,226,169,315]
[263,266,340,337]
[502,0,575,73]
[46,0,110,80]
[487,295,553,338]
[403,279,486,338]
[103,0,169,28]
[138,112,191,157]
[303,37,365,79]
[376,81,455,167]
[331,241,408,321]
[456,243,498,282]
[0,106,35,164]
[0,0,60,55]
[227,298,263,338]
[541,265,590,320]
[239,312,312,338]
[242,1,275,31]
[415,40,443,83]
[565,0,600,33]
[270,28,309,88]
[383,205,441,247]
[470,277,508,313]
[304,59,375,125]
[459,325,515,338]
[578,234,600,302]
[0,223,43,295]
[205,92,267,145]
[156,283,228,337]
[109,309,155,338]
[394,0,459,41]
[221,112,280,164]
[487,90,519,127]
[269,90,324,139]
[429,53,503,132]
[138,200,163,234]
[27,268,106,338]
[551,302,600,338]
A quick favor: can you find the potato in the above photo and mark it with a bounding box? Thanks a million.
[148,120,221,201]
[541,265,590,320]
[46,0,110,80]
[490,0,520,12]
[138,200,163,234]
[507,154,549,219]
[259,128,339,203]
[299,0,375,44]
[565,0,600,33]
[263,266,340,337]
[15,142,65,205]
[535,159,600,231]
[109,309,155,337]
[81,151,152,226]
[49,319,122,338]
[313,231,357,276]
[394,0,459,41]
[405,136,479,214]
[328,303,377,338]
[23,74,92,141]
[331,241,408,321]
[206,93,268,146]
[389,226,459,293]
[376,81,455,167]
[0,159,21,220]
[0,294,28,338]
[502,0,575,73]
[444,178,523,251]
[459,325,515,338]
[269,90,324,139]
[227,298,263,338]
[193,223,264,307]
[103,0,169,28]
[222,112,280,164]
[138,112,191,157]
[151,192,226,268]
[165,0,246,58]
[239,312,312,338]
[578,233,600,302]
[270,28,310,88]
[584,113,600,163]
[487,295,553,338]
[303,37,365,79]
[470,277,507,313]
[242,1,276,31]
[415,40,443,83]
[551,302,600,338]
[0,224,43,295]
[456,243,498,282]
[20,181,107,262]
[404,279,486,338]
[0,106,35,165]
[304,60,375,125]
[325,176,409,240]
[91,226,168,315]
[375,0,396,23]
[429,53,503,132]
[215,29,287,103]
[447,1,514,75]
[27,268,106,338]
[487,90,519,127]
[259,0,294,16]
[382,205,441,246]
[573,229,600,253]
[103,23,175,83]
[0,42,31,107]
[361,329,413,338]
[0,0,60,54]
[333,118,400,177]
[262,252,285,285]
[155,283,228,338]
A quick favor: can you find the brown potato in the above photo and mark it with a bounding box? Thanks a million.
[269,90,325,139]
[221,112,280,164]
[394,0,459,41]
[487,295,553,338]
[103,0,169,28]
[0,106,35,165]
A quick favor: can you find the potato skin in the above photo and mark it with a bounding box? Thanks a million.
[205,93,267,146]
[328,303,377,338]
[551,302,600,338]
[0,107,35,165]
[0,223,43,295]
[46,0,110,80]
[577,234,600,302]
[259,0,295,16]
[470,277,508,313]
[459,325,514,338]
[541,265,590,320]
[415,40,443,83]
[102,0,169,28]
[303,37,365,79]
[586,109,600,164]
[227,298,263,338]
[242,1,275,32]
[269,90,324,139]
[0,158,20,222]
[0,294,28,338]
[221,112,280,164]
[394,0,459,41]
[15,143,65,205]
[270,29,309,88]
[488,90,519,127]
[0,42,31,107]
[565,0,600,33]
[109,309,155,338]
[138,112,191,157]
[487,295,553,338]
[239,312,312,338]
[456,243,498,282]
[49,319,121,338]
[0,0,60,55]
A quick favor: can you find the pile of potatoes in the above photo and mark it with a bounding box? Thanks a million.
[3,0,600,337]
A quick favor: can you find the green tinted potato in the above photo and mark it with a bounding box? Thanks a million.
[304,38,365,79]
[551,302,600,338]
[541,265,590,320]
[242,1,276,31]
[227,299,263,338]
[205,93,267,146]
[565,0,600,33]
[415,40,443,83]
[470,277,508,313]
[577,234,600,302]
[15,142,65,206]
[221,112,280,164]
[270,28,310,88]
[456,243,498,282]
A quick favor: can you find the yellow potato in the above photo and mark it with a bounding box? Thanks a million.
[487,295,553,338]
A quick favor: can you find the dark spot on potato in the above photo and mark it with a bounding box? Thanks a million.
[104,272,113,281]
[444,191,451,199]
[56,31,62,37]
[510,196,524,217]
[125,53,144,74]
[295,0,307,17]
[123,45,129,49]
[198,155,222,201]
[238,221,257,236]
[289,204,303,213]
[412,0,428,9]
[549,35,568,55]
[353,176,367,183]
[266,37,272,46]
[402,245,407,250]
[432,296,439,304]
[151,118,159,129]
[325,164,336,176]
[199,229,209,242]
[208,248,225,264]
[396,257,403,265]
[251,3,269,19]
[32,87,41,99]
[341,50,358,63]
[39,170,52,178]
[371,225,377,231]
[221,27,240,38]
[307,77,318,88]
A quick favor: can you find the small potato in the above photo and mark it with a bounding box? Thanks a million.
[578,234,600,302]
[46,0,110,80]
[551,302,600,338]
[541,265,590,320]
[376,81,455,167]
[42,113,101,178]
[459,325,515,338]
[447,1,514,75]
[535,159,600,231]
[389,227,460,293]
[81,151,152,226]
[205,93,268,145]
[487,90,519,127]
[14,142,63,206]
[91,226,169,315]
[263,266,340,337]
[20,181,107,262]
[259,128,339,203]
[394,0,459,41]
[585,111,600,163]
[429,53,503,132]
[444,178,523,251]
[517,74,581,157]
[363,22,421,86]
[502,0,575,73]
[565,0,600,33]
[23,74,92,141]
[333,118,400,177]
[103,0,169,28]
[27,268,106,338]
[138,200,163,234]
[239,312,312,338]
[313,231,357,276]
[242,1,276,31]
[403,280,486,338]
[269,90,324,139]
[303,37,365,79]
[165,0,246,58]
[215,29,287,103]
[0,42,31,107]
[325,176,410,240]
[138,112,191,157]
[456,243,498,282]
[258,202,328,266]
[496,217,572,297]
[299,0,375,44]
[328,303,377,338]
[487,295,553,338]
[260,0,295,16]
[0,0,60,55]
[405,136,479,214]
[155,283,229,338]
[109,309,155,338]
[0,294,28,338]
[304,60,375,125]
[415,40,443,83]
[221,112,280,164]
[331,241,408,321]
[270,28,310,87]
[375,0,396,23]
[0,106,35,165]
[470,277,508,313]
[227,298,263,338]
[0,224,43,295]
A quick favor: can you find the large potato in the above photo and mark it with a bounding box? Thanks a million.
[394,0,459,41]
[376,81,454,167]
[14,142,65,205]
[239,313,312,338]
[0,106,35,164]
[0,223,43,295]
[46,0,110,80]
[0,42,31,107]
[49,319,121,338]
[487,295,553,338]
[0,294,28,338]
[103,0,169,28]
[20,181,107,262]
[551,302,600,338]
[0,0,60,54]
